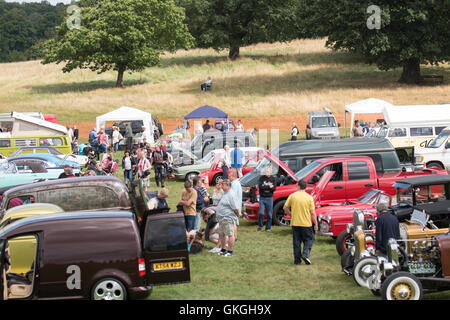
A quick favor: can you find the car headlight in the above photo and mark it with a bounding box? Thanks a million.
[327,215,332,224]
[415,155,424,163]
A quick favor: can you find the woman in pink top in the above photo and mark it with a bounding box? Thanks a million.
[97,129,108,155]
[138,149,152,190]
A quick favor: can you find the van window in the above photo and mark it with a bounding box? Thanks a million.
[0,140,10,148]
[3,234,38,299]
[379,151,401,171]
[14,138,37,147]
[357,154,383,173]
[39,138,62,146]
[348,161,371,180]
[388,128,407,137]
[144,215,187,252]
[435,127,447,135]
[7,195,34,209]
[38,186,121,211]
[410,127,433,136]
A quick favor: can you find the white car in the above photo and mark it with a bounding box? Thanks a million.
[415,126,450,170]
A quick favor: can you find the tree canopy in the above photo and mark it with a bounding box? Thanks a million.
[305,0,450,84]
[41,0,194,87]
[177,0,301,60]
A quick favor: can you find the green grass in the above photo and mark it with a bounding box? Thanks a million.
[105,147,450,300]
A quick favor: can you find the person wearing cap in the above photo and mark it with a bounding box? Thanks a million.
[375,203,400,255]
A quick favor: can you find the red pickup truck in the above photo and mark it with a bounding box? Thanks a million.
[243,155,447,226]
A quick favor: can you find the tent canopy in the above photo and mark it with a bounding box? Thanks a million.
[184,105,228,120]
[96,106,154,143]
[383,104,450,127]
[344,98,393,136]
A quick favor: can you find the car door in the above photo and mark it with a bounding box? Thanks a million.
[142,212,190,285]
[345,160,377,201]
[312,162,346,201]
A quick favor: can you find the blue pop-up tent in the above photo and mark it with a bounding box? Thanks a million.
[184,105,229,131]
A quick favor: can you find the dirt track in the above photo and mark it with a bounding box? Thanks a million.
[68,113,383,138]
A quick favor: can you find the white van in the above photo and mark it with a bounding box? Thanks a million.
[415,126,450,170]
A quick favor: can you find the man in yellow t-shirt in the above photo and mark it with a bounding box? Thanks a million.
[178,180,198,232]
[283,180,318,265]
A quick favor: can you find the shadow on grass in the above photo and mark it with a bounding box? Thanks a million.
[27,78,148,94]
[179,63,450,96]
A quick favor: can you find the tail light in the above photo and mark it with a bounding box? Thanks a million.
[138,258,146,276]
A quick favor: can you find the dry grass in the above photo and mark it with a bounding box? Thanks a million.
[0,38,449,124]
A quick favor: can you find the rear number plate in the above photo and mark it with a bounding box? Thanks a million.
[152,261,183,272]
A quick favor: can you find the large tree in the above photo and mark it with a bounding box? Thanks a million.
[41,0,194,87]
[177,0,300,60]
[305,0,450,84]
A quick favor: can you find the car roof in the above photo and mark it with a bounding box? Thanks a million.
[394,175,450,188]
[0,211,134,238]
[1,203,64,223]
[272,138,394,157]
[3,176,126,197]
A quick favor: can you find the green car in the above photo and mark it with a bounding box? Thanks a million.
[173,149,223,181]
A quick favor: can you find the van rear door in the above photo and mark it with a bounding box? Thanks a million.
[142,212,190,285]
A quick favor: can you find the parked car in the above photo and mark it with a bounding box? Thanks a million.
[190,130,256,159]
[0,210,189,300]
[0,160,68,189]
[244,155,447,227]
[415,126,450,170]
[307,107,340,139]
[199,147,264,185]
[0,135,72,157]
[173,149,224,182]
[0,176,149,219]
[367,211,450,299]
[7,154,81,170]
[7,147,88,167]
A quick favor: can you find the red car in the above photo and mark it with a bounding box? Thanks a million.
[199,147,264,185]
[243,154,447,227]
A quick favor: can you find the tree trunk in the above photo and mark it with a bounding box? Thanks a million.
[116,68,125,87]
[398,58,421,84]
[228,45,240,60]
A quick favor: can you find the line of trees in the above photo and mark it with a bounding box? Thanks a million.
[2,0,449,86]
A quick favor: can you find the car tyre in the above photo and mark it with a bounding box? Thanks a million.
[352,256,378,288]
[336,230,353,256]
[91,278,127,300]
[185,172,198,182]
[381,272,423,300]
[212,173,223,186]
[272,200,289,227]
[427,162,444,170]
[340,248,354,275]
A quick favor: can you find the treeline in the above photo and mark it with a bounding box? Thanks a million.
[0,0,66,62]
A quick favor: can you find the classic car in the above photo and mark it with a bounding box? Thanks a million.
[0,160,68,189]
[0,210,189,300]
[199,147,264,186]
[6,154,81,170]
[367,211,450,300]
[173,149,224,182]
[7,146,88,166]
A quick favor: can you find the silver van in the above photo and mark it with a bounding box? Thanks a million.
[308,108,340,139]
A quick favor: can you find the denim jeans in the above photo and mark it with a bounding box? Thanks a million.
[222,166,229,179]
[292,226,315,264]
[258,196,273,230]
[124,169,133,183]
[194,210,201,231]
[185,215,196,232]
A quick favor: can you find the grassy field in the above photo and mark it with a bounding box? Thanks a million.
[104,149,450,300]
[1,38,449,125]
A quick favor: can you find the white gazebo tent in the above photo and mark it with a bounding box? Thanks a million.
[344,98,393,137]
[383,104,450,128]
[95,106,154,144]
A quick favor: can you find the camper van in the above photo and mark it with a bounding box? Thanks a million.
[415,126,450,170]
[0,136,72,157]
[377,105,450,152]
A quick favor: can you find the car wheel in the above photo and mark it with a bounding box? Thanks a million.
[335,230,353,256]
[272,200,289,227]
[91,278,127,300]
[371,289,381,296]
[185,172,198,182]
[212,173,223,186]
[427,162,444,169]
[352,256,378,288]
[340,248,354,275]
[381,272,423,300]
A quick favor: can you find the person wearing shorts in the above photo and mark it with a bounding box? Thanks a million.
[215,179,241,257]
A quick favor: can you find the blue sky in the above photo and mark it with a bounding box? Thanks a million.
[4,0,74,4]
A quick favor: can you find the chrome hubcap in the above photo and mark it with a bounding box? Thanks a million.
[391,282,413,300]
[93,280,125,300]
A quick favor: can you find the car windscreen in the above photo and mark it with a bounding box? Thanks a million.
[240,157,275,187]
[294,161,322,181]
[427,131,450,148]
[311,117,337,128]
